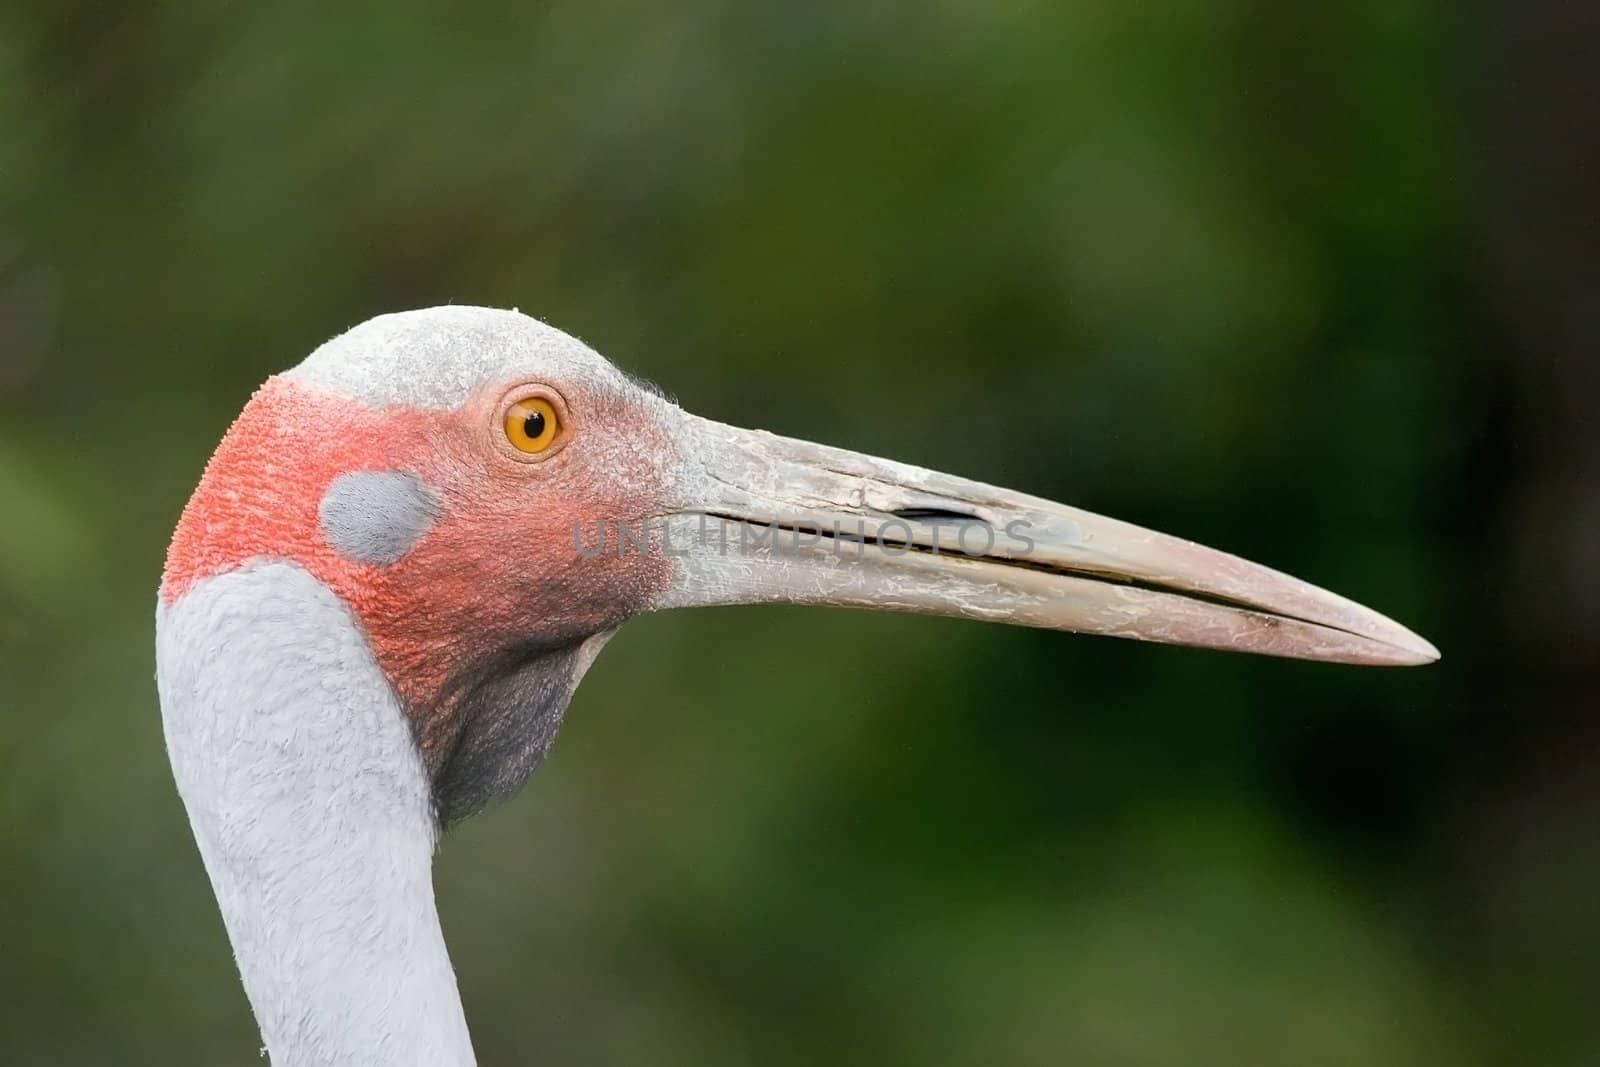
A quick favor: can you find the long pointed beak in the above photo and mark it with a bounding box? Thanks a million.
[651,414,1438,666]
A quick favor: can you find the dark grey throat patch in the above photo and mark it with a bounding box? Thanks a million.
[318,470,439,565]
[427,632,613,825]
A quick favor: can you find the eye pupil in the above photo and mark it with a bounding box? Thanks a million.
[522,411,546,439]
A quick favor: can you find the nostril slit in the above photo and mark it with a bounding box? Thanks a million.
[890,507,982,523]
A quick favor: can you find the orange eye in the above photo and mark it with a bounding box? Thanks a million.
[503,396,560,454]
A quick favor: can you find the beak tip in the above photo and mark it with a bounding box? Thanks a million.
[1384,626,1441,666]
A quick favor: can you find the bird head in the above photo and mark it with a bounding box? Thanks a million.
[163,306,1436,823]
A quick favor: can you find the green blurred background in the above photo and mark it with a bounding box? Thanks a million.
[3,2,1596,1064]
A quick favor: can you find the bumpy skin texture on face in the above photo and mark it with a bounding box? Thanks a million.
[163,312,679,815]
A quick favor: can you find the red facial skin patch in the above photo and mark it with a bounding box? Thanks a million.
[164,376,676,764]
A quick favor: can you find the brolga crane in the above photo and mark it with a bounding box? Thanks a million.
[157,306,1437,1066]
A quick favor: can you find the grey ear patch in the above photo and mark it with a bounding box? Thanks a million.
[318,471,440,565]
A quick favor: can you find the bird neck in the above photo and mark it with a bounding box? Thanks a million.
[156,560,476,1066]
